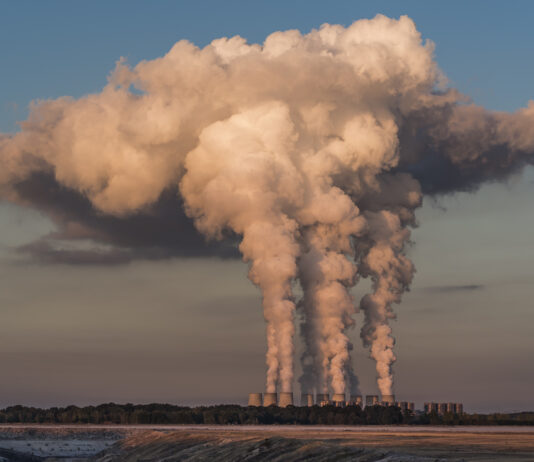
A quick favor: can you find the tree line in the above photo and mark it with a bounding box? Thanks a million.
[0,404,532,425]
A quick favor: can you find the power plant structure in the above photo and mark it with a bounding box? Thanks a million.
[424,402,464,415]
[263,392,277,407]
[278,392,294,407]
[248,393,262,407]
[247,392,463,414]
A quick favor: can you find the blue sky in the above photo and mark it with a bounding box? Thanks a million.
[0,1,533,412]
[2,0,534,134]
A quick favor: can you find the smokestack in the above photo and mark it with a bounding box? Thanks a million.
[301,393,314,406]
[382,394,395,405]
[263,392,277,407]
[278,392,293,407]
[248,393,262,407]
[349,395,363,407]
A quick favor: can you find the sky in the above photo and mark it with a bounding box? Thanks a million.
[0,1,533,413]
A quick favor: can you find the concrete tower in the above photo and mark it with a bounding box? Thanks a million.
[366,395,379,407]
[381,394,395,405]
[316,393,330,406]
[263,392,277,407]
[248,393,262,407]
[301,393,314,406]
[332,393,345,407]
[349,395,363,407]
[278,392,294,407]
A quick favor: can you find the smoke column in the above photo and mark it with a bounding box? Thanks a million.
[1,15,534,395]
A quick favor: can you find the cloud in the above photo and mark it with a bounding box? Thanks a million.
[11,172,240,265]
[17,240,132,266]
[421,284,485,293]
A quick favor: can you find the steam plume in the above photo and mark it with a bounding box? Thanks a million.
[1,15,534,395]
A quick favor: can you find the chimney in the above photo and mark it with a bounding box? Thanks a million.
[278,392,294,407]
[263,392,277,406]
[247,393,262,407]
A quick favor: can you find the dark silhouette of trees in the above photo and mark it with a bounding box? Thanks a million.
[0,404,532,425]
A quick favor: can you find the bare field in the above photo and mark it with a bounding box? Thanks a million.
[0,425,533,461]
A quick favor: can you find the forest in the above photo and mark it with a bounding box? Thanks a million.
[0,404,533,426]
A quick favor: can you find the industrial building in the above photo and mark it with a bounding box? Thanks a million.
[424,402,464,415]
[301,393,314,406]
[396,401,415,412]
[247,392,463,414]
[366,395,379,406]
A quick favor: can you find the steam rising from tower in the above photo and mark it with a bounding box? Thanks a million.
[1,15,533,397]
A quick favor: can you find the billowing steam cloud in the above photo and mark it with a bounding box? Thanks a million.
[1,15,533,397]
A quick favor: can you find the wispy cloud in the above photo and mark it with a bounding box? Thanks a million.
[420,284,485,293]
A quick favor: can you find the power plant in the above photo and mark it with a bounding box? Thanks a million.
[278,392,294,407]
[424,402,463,415]
[263,392,277,407]
[247,392,463,414]
[247,393,262,407]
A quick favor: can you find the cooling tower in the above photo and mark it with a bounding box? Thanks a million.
[437,403,448,415]
[301,393,314,406]
[381,394,395,405]
[278,392,293,407]
[332,393,345,407]
[349,395,363,407]
[263,392,277,406]
[366,395,379,406]
[316,393,330,406]
[248,393,262,407]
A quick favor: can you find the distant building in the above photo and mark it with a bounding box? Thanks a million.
[366,395,379,407]
[424,402,438,414]
[424,401,464,415]
[396,401,408,411]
